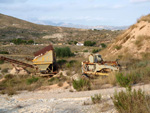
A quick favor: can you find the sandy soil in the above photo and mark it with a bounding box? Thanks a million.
[0,83,150,113]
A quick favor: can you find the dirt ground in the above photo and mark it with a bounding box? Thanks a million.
[0,83,150,113]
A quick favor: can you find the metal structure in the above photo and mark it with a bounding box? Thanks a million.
[0,44,57,75]
[82,54,120,76]
[0,56,34,68]
[32,44,57,74]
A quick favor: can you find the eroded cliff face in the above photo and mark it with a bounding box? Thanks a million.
[101,15,150,60]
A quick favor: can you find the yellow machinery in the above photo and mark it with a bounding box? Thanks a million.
[32,44,57,74]
[82,54,120,76]
[0,44,57,75]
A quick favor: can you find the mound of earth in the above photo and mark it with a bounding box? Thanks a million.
[101,14,150,60]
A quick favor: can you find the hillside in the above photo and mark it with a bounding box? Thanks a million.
[0,13,121,45]
[101,14,150,60]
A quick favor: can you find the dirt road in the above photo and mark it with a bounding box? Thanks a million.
[0,84,150,113]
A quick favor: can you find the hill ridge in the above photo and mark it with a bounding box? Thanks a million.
[101,14,150,60]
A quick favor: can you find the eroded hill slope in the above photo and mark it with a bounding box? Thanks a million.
[0,13,121,45]
[101,14,150,60]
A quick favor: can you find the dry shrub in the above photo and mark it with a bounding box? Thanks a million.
[137,14,150,23]
[91,93,102,104]
[1,68,9,73]
[141,53,150,60]
[72,79,91,91]
[26,76,39,85]
[123,35,130,43]
[91,76,108,89]
[0,74,49,95]
[57,82,63,87]
[48,74,67,85]
[129,24,138,30]
[112,89,150,113]
[114,45,122,50]
[108,73,117,86]
[0,87,17,95]
[90,74,116,90]
[117,60,150,85]
[134,35,147,48]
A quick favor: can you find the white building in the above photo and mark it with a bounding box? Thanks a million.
[76,42,84,46]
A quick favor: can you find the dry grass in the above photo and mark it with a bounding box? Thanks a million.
[72,78,91,91]
[108,73,117,86]
[90,74,116,90]
[129,24,138,30]
[0,74,51,95]
[137,14,150,23]
[134,35,150,48]
[114,45,122,50]
[91,93,102,104]
[0,13,121,46]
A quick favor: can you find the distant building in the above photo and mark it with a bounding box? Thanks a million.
[76,42,84,46]
[58,43,63,45]
[10,43,14,45]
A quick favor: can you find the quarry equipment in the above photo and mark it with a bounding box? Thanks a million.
[82,54,120,76]
[0,44,57,75]
[0,56,34,68]
[32,44,57,74]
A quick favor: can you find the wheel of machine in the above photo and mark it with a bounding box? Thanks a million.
[82,74,89,78]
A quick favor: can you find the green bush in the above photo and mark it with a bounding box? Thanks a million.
[0,74,48,95]
[4,74,13,79]
[57,59,67,64]
[84,41,96,46]
[74,41,78,45]
[27,40,34,44]
[72,79,91,91]
[112,89,150,113]
[100,43,107,48]
[0,60,4,64]
[55,47,74,57]
[26,76,39,85]
[91,93,102,104]
[0,51,9,54]
[0,74,3,79]
[66,63,71,68]
[48,77,59,85]
[92,49,101,53]
[12,38,34,45]
[1,68,9,73]
[57,59,67,68]
[116,73,131,88]
[83,50,88,52]
[66,60,77,68]
[114,45,122,50]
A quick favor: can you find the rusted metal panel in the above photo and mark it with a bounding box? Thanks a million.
[34,44,54,56]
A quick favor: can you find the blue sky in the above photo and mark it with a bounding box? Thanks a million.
[0,0,150,26]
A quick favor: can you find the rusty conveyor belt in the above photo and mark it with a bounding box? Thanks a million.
[0,56,34,68]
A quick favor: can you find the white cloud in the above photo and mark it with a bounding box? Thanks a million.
[130,0,150,3]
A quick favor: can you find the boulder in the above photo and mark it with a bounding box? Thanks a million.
[71,73,80,81]
[10,67,29,75]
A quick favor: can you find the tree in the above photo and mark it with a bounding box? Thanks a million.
[84,41,96,46]
[55,47,74,57]
[100,43,107,48]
